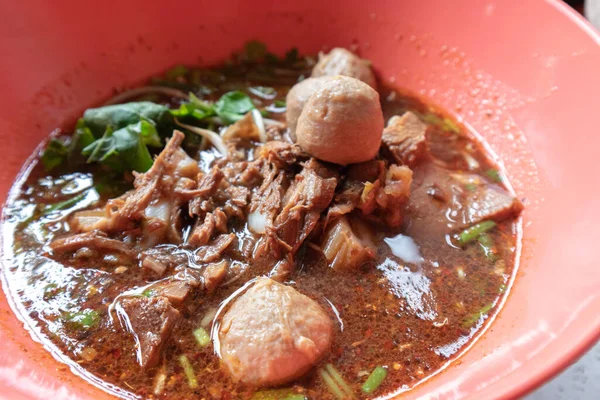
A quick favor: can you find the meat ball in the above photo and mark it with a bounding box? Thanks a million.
[296,76,384,165]
[218,277,333,386]
[285,76,334,141]
[312,47,377,88]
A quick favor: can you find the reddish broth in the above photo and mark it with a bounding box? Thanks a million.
[1,50,520,399]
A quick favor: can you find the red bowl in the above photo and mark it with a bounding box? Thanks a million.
[2,0,600,398]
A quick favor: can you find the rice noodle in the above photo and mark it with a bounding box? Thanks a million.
[174,119,228,156]
[262,117,286,128]
[104,86,188,105]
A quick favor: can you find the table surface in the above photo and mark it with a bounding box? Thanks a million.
[526,342,600,399]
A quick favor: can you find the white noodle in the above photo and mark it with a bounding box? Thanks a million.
[262,117,286,128]
[174,119,228,156]
[251,109,267,142]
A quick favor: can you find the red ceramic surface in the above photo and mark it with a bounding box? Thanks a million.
[1,0,600,399]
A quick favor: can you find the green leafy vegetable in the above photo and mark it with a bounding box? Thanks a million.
[82,101,170,137]
[244,40,267,61]
[485,168,503,183]
[193,327,211,347]
[71,118,96,151]
[171,91,255,125]
[82,120,161,173]
[264,52,280,64]
[65,309,100,330]
[41,139,70,171]
[285,48,299,63]
[456,220,497,246]
[169,93,215,121]
[361,366,388,394]
[462,303,494,328]
[179,355,198,389]
[165,65,188,80]
[189,68,226,85]
[274,100,286,108]
[215,91,256,124]
[42,102,170,173]
[40,119,96,172]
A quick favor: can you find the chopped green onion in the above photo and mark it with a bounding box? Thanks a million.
[477,233,498,262]
[361,366,388,394]
[251,389,307,400]
[417,112,443,126]
[319,364,355,399]
[462,303,494,328]
[485,168,503,183]
[141,288,156,298]
[319,368,346,399]
[43,283,61,300]
[42,190,91,215]
[464,183,477,192]
[442,117,461,133]
[325,364,354,398]
[178,355,198,389]
[456,220,497,246]
[193,327,211,347]
[415,111,461,133]
[65,309,99,330]
[274,100,286,108]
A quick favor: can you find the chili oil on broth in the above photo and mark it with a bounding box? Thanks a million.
[1,53,520,399]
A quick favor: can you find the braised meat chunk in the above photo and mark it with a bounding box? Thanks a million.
[382,111,429,167]
[322,216,376,271]
[116,296,180,369]
[69,130,199,246]
[460,182,524,228]
[273,159,338,254]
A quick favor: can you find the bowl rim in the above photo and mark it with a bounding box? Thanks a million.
[1,1,599,399]
[495,2,600,398]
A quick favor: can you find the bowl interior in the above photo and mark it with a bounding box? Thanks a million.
[1,0,600,399]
